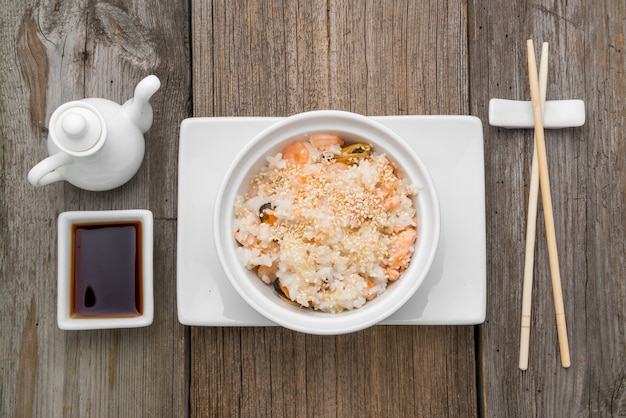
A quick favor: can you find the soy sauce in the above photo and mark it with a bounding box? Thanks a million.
[71,222,142,318]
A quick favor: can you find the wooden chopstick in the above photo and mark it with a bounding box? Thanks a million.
[519,42,549,371]
[526,39,571,368]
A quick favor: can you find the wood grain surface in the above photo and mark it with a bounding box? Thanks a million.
[469,0,625,416]
[1,0,624,417]
[1,1,189,417]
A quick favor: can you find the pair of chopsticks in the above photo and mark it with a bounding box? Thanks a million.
[519,40,571,370]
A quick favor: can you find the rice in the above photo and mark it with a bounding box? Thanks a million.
[233,135,418,313]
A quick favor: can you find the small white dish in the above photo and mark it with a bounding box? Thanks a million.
[177,115,486,327]
[57,210,154,330]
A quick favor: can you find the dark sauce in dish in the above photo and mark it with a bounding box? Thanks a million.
[71,222,142,318]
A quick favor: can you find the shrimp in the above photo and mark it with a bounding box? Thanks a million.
[385,228,417,281]
[383,195,401,210]
[234,230,259,248]
[257,263,278,284]
[375,183,400,210]
[325,161,349,173]
[282,141,309,166]
[309,133,344,150]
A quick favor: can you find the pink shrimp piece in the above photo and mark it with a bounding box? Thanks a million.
[309,133,344,150]
[257,263,278,283]
[234,230,259,248]
[325,161,349,173]
[386,228,417,281]
[283,141,309,167]
[383,195,401,210]
[386,268,401,281]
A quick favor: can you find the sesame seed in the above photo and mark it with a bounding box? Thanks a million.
[234,141,418,312]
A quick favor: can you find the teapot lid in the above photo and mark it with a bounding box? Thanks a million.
[50,102,106,154]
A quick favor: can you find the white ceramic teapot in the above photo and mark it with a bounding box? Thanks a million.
[28,75,161,191]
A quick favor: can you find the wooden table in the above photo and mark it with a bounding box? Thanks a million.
[2,1,624,416]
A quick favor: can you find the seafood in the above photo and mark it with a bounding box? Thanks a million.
[233,134,418,312]
[309,133,344,150]
[282,141,309,166]
[335,143,372,164]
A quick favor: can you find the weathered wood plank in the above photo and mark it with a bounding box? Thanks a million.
[6,0,622,416]
[469,0,626,416]
[190,1,477,417]
[0,1,190,417]
[328,0,469,115]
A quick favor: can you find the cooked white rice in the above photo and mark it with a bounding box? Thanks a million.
[233,136,418,313]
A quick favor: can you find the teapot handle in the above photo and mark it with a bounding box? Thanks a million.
[28,151,73,187]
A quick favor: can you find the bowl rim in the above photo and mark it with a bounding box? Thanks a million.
[214,110,440,335]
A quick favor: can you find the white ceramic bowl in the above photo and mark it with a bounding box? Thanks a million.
[214,110,440,335]
[57,210,154,330]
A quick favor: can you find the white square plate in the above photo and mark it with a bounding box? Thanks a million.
[177,116,486,326]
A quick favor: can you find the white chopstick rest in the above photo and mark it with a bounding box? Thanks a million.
[489,98,585,129]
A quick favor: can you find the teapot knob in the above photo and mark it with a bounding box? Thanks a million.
[61,112,88,137]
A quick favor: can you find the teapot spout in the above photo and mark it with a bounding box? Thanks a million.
[123,75,161,133]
